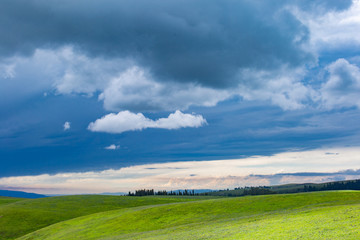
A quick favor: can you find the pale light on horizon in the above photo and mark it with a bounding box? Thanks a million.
[1,147,360,195]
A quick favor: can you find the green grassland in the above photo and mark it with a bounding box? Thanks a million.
[0,195,208,239]
[15,191,360,240]
[0,196,25,206]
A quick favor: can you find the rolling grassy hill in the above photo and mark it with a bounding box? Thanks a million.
[16,191,360,240]
[0,195,210,239]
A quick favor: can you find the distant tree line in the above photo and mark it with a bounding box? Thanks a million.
[209,179,360,197]
[127,179,360,197]
[241,187,275,196]
[303,179,360,192]
[128,189,197,196]
[206,186,276,197]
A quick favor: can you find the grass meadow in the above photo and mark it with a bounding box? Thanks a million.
[0,195,206,239]
[0,197,24,206]
[0,191,358,239]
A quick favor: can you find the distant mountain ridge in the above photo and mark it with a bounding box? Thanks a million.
[0,189,47,198]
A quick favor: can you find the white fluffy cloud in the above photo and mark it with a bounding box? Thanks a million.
[1,42,358,114]
[294,0,360,52]
[236,66,314,110]
[104,144,120,150]
[63,121,71,131]
[0,46,327,112]
[99,67,231,111]
[53,48,133,96]
[88,110,207,134]
[321,58,360,109]
[0,47,232,111]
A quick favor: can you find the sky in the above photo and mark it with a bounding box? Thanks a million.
[1,0,360,194]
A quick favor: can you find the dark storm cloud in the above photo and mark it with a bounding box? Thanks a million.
[0,0,349,88]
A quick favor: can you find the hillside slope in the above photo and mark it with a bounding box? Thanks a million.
[0,195,207,239]
[19,191,360,240]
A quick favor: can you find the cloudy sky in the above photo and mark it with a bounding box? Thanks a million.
[1,0,360,194]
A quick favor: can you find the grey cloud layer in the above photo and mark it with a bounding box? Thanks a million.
[0,0,357,112]
[0,0,322,88]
